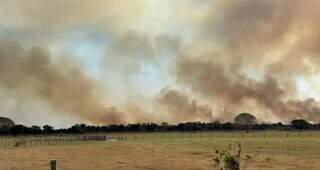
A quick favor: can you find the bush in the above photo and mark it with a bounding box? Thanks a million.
[213,143,257,170]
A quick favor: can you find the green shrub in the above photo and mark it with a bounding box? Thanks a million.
[213,143,257,170]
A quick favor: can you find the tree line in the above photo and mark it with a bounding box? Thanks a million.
[0,119,319,135]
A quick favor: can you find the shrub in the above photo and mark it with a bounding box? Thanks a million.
[213,143,257,170]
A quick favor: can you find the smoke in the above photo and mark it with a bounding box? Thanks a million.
[200,0,320,76]
[175,56,320,122]
[174,0,320,122]
[156,88,212,122]
[1,1,320,125]
[105,30,180,74]
[0,41,127,124]
[0,0,150,32]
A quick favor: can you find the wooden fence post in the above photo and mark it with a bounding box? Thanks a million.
[51,159,57,170]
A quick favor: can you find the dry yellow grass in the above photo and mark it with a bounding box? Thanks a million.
[0,132,319,170]
[0,142,212,170]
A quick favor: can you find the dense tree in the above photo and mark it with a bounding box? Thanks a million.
[30,125,42,134]
[234,113,258,125]
[291,119,310,130]
[9,125,28,135]
[0,118,319,136]
[42,125,54,134]
[0,125,11,134]
[159,122,170,131]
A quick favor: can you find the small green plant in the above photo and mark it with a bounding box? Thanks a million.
[213,143,258,170]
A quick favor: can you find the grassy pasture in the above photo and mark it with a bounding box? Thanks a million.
[0,131,319,169]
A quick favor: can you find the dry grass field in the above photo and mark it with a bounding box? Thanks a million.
[0,131,319,170]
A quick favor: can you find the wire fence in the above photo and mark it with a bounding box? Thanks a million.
[0,131,319,150]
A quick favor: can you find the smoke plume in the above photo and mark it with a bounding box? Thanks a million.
[175,56,320,122]
[1,1,320,125]
[105,30,180,74]
[156,88,212,122]
[174,0,320,122]
[0,42,126,124]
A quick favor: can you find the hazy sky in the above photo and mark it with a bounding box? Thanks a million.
[0,0,320,127]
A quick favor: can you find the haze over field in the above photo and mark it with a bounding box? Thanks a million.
[1,0,320,127]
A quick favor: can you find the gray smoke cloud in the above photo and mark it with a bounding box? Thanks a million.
[105,30,180,74]
[173,0,320,122]
[1,0,320,125]
[0,41,127,124]
[156,88,212,123]
[175,56,320,122]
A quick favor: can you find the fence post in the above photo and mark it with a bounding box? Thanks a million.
[51,160,57,170]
